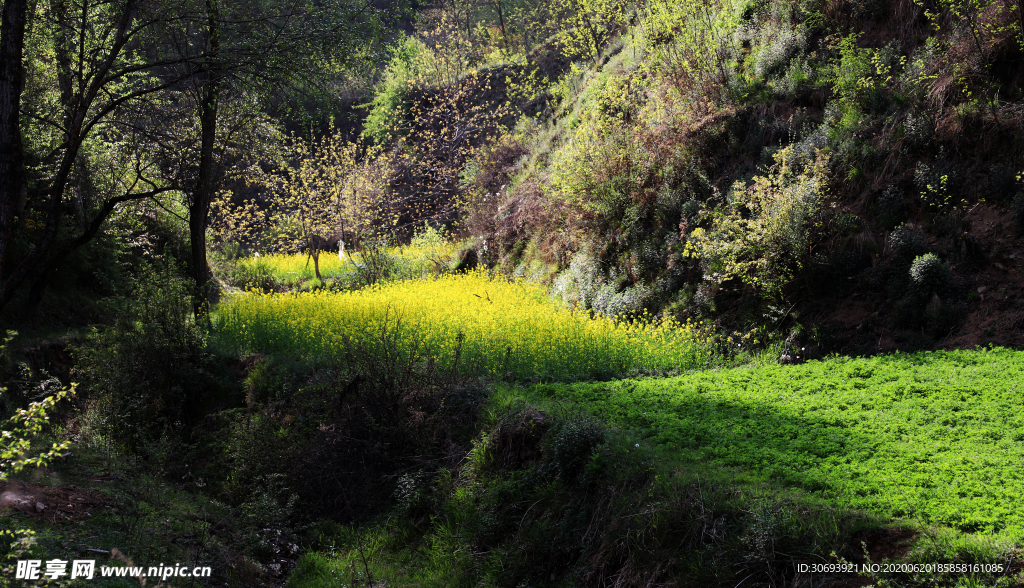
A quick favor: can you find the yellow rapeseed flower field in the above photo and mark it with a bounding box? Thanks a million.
[236,240,459,286]
[215,270,715,380]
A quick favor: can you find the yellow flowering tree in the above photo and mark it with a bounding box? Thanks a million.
[212,131,396,280]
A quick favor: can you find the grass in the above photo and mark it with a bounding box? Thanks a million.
[213,269,718,381]
[286,385,1023,588]
[521,347,1024,541]
[0,445,239,588]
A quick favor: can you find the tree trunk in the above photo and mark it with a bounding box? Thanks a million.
[492,0,509,55]
[0,0,28,290]
[0,0,140,313]
[191,0,221,321]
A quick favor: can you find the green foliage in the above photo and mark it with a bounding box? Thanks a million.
[895,252,961,333]
[363,36,433,144]
[287,390,898,588]
[827,34,874,106]
[915,160,962,213]
[549,416,605,482]
[887,223,930,269]
[875,185,908,229]
[532,348,1024,539]
[73,259,220,451]
[688,146,829,300]
[557,0,630,62]
[642,0,740,105]
[909,253,954,298]
[1,329,75,481]
[229,257,283,293]
[0,528,40,588]
[885,224,962,332]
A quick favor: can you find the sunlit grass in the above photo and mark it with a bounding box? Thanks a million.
[532,347,1024,539]
[214,269,716,380]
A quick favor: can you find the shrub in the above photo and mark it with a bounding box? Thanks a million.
[230,257,282,293]
[73,259,220,451]
[876,185,907,229]
[850,0,885,19]
[891,253,961,333]
[827,34,874,107]
[887,223,929,268]
[914,158,963,213]
[750,24,808,81]
[909,253,954,298]
[350,238,397,286]
[362,35,432,144]
[549,416,605,483]
[688,146,829,301]
[901,112,934,150]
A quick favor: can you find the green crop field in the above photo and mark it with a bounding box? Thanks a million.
[524,348,1024,539]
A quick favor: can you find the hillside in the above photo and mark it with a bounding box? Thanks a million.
[384,0,1024,355]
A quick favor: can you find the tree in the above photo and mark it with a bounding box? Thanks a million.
[163,0,387,315]
[0,0,204,313]
[389,71,513,231]
[0,0,29,296]
[211,129,396,279]
[0,0,388,316]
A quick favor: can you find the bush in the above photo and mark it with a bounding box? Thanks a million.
[73,259,223,451]
[876,185,908,229]
[350,238,397,286]
[549,416,605,483]
[230,257,282,292]
[909,253,954,298]
[688,146,829,301]
[887,223,929,268]
[750,24,808,81]
[914,158,962,213]
[901,112,934,151]
[362,35,432,144]
[890,253,961,333]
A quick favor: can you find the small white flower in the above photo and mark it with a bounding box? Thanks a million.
[635,443,640,448]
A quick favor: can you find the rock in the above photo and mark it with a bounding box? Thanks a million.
[35,502,46,513]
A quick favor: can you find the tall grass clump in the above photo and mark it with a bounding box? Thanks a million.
[214,270,716,380]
